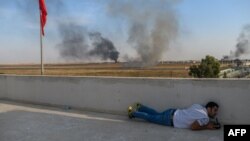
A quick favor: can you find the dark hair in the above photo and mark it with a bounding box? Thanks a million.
[206,101,219,109]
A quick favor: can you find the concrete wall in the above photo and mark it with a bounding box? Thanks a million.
[0,75,249,124]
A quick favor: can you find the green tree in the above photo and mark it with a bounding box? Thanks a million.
[189,55,220,78]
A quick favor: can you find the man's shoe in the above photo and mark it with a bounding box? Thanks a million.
[128,106,135,119]
[128,103,142,119]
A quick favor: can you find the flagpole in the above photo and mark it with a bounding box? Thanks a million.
[40,12,44,75]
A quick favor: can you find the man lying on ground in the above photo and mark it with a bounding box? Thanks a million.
[128,101,221,130]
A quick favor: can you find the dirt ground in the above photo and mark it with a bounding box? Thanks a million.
[0,62,195,78]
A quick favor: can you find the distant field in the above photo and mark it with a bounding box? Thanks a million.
[0,62,195,78]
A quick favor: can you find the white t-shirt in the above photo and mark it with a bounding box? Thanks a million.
[173,104,209,128]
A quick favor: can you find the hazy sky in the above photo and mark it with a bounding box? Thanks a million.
[0,0,250,64]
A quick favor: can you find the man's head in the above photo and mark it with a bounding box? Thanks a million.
[206,102,219,118]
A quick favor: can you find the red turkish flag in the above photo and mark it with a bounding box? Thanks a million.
[39,0,47,36]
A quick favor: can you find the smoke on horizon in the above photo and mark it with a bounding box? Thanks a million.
[52,1,120,63]
[57,23,120,62]
[89,32,119,63]
[108,0,180,67]
[234,24,250,58]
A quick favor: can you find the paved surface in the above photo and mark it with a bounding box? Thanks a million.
[0,100,223,141]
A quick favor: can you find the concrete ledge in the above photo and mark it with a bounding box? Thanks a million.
[0,75,250,124]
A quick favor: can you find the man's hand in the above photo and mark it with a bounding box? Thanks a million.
[191,121,217,130]
[206,122,216,130]
[212,118,221,129]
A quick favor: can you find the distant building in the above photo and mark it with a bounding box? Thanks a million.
[221,55,230,61]
[235,59,250,67]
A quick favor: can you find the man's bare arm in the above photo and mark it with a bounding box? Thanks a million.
[191,121,216,130]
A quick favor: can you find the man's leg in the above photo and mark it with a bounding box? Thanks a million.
[137,104,160,115]
[132,111,167,125]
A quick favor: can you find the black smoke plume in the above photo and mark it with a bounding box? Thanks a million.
[234,24,250,58]
[51,1,120,62]
[89,32,119,63]
[56,24,120,62]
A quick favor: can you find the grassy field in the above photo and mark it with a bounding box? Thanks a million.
[0,62,194,78]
